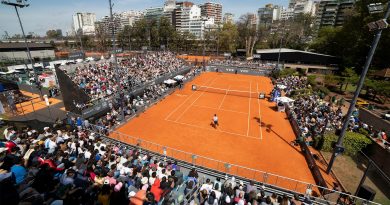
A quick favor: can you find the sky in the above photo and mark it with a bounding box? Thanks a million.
[0,0,288,36]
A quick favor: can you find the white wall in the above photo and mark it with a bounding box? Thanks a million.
[0,50,55,61]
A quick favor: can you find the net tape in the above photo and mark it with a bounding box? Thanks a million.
[193,85,261,98]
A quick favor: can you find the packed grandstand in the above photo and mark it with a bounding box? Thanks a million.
[0,52,388,205]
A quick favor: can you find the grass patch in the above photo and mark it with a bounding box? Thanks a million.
[322,152,390,205]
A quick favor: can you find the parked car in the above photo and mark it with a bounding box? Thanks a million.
[356,98,370,107]
[382,111,390,121]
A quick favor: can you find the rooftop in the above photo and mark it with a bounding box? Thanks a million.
[256,48,335,57]
[0,42,54,50]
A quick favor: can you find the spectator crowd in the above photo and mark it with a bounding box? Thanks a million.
[0,121,316,205]
[66,52,185,101]
[275,76,389,147]
[275,76,309,97]
[209,60,275,70]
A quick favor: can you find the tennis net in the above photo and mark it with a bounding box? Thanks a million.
[192,85,262,98]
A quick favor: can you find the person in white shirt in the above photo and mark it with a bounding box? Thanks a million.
[44,136,57,154]
[200,178,213,193]
[212,114,219,128]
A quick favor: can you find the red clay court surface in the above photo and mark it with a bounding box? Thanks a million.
[113,72,317,191]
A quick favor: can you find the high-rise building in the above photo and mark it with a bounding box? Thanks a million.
[293,0,317,16]
[95,14,121,36]
[173,1,195,30]
[164,0,176,11]
[223,13,234,24]
[163,0,176,23]
[248,13,257,27]
[175,4,215,39]
[72,12,96,35]
[288,0,297,9]
[315,0,355,29]
[200,2,223,24]
[257,4,281,27]
[120,10,144,28]
[144,7,164,22]
[281,7,294,20]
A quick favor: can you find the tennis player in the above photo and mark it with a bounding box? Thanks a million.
[213,114,219,127]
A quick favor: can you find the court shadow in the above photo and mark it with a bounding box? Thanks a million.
[210,122,216,129]
[259,120,301,153]
[268,105,278,112]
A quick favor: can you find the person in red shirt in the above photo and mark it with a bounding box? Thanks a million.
[150,178,164,202]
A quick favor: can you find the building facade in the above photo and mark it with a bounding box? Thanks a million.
[315,0,355,29]
[173,1,195,30]
[281,7,294,20]
[175,4,215,39]
[257,4,281,27]
[223,13,234,24]
[95,14,122,36]
[200,2,222,24]
[293,0,317,16]
[120,10,144,28]
[144,7,164,22]
[72,12,96,35]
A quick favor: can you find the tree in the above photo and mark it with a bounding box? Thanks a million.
[131,18,148,49]
[46,30,60,39]
[310,0,390,71]
[237,13,259,57]
[95,23,109,51]
[81,35,93,50]
[219,22,238,53]
[159,17,175,49]
[117,25,132,50]
[340,67,358,91]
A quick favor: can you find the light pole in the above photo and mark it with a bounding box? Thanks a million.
[276,19,286,70]
[2,0,43,101]
[201,17,208,70]
[76,20,84,56]
[326,1,390,174]
[108,0,125,122]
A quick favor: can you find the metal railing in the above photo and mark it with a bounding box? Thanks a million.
[86,124,380,205]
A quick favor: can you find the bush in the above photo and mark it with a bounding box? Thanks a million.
[321,132,372,156]
[307,75,317,86]
[272,68,297,78]
[315,86,330,96]
[358,128,369,136]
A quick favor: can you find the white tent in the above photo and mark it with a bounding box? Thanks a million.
[276,96,294,103]
[163,79,177,85]
[276,84,287,89]
[174,75,184,81]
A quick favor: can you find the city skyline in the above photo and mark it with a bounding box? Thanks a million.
[0,0,288,36]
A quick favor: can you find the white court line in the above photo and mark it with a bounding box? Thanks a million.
[165,76,214,121]
[165,118,261,140]
[247,81,252,136]
[192,104,248,115]
[218,85,230,109]
[257,82,263,140]
[174,75,219,122]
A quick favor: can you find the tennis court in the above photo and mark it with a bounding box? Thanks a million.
[114,72,318,191]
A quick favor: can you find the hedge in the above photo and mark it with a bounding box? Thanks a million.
[314,86,330,96]
[320,132,372,156]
